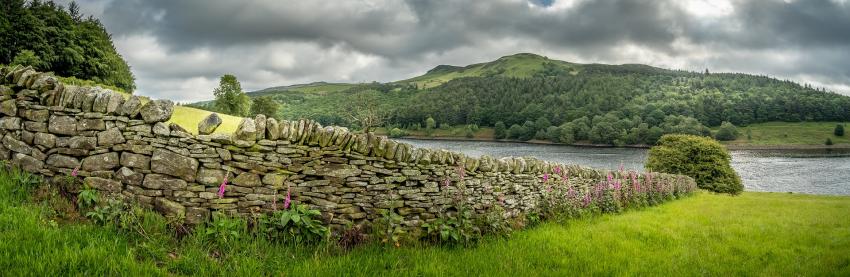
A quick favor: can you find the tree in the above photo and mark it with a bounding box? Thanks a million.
[343,91,388,133]
[250,95,280,118]
[464,125,475,138]
[507,124,525,140]
[835,124,845,137]
[558,124,575,144]
[826,138,834,145]
[213,74,251,116]
[646,134,743,194]
[494,121,507,139]
[714,121,739,141]
[0,1,136,91]
[11,50,46,69]
[425,117,436,136]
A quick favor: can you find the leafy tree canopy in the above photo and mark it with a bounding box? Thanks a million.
[213,74,251,117]
[0,0,135,91]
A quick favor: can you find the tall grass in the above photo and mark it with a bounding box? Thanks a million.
[1,164,849,275]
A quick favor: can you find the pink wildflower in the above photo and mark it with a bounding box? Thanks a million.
[442,177,451,188]
[71,166,79,177]
[554,166,561,175]
[284,185,291,209]
[542,173,550,183]
[217,172,229,199]
[619,163,624,172]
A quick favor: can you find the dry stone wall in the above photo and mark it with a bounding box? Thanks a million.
[0,66,695,228]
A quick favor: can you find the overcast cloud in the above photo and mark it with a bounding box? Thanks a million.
[61,0,850,101]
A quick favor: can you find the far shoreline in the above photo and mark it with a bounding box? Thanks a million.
[393,135,850,151]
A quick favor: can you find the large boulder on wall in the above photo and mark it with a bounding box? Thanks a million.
[198,113,222,135]
[139,99,174,123]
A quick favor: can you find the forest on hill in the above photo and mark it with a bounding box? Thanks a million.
[0,0,135,91]
[192,54,850,146]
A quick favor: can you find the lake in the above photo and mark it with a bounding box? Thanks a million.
[398,139,850,196]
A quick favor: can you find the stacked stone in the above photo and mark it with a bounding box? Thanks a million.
[0,65,697,229]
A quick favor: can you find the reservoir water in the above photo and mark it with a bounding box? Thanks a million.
[398,139,850,196]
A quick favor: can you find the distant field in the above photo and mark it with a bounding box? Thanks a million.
[168,106,242,134]
[287,83,355,93]
[724,121,849,146]
[377,121,850,148]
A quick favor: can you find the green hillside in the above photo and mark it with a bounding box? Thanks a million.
[401,53,581,88]
[249,82,356,96]
[189,53,850,146]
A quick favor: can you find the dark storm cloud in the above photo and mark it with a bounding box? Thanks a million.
[690,0,850,48]
[99,0,687,59]
[62,0,850,101]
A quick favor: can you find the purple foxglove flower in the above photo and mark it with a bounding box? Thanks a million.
[71,166,79,177]
[217,173,229,199]
[542,173,550,183]
[284,185,291,209]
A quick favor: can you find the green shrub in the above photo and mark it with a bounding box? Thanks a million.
[374,208,408,247]
[494,121,507,139]
[835,124,845,137]
[388,128,408,138]
[714,121,739,141]
[77,186,98,209]
[464,125,475,138]
[422,204,480,245]
[646,134,743,194]
[203,212,248,247]
[825,138,834,145]
[258,204,328,243]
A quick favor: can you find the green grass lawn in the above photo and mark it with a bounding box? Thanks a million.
[726,121,849,146]
[2,165,848,277]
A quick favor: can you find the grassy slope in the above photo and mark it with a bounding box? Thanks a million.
[168,106,243,134]
[3,174,849,276]
[249,82,357,96]
[727,121,849,146]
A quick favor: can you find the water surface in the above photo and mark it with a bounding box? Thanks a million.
[398,139,850,195]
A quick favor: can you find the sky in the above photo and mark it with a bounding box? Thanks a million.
[62,0,850,102]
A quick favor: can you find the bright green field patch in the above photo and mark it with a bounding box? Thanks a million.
[2,187,849,275]
[167,106,243,134]
[287,83,355,93]
[724,121,849,146]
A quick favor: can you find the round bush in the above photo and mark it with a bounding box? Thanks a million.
[646,134,743,194]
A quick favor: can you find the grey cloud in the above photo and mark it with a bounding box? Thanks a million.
[61,0,850,101]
